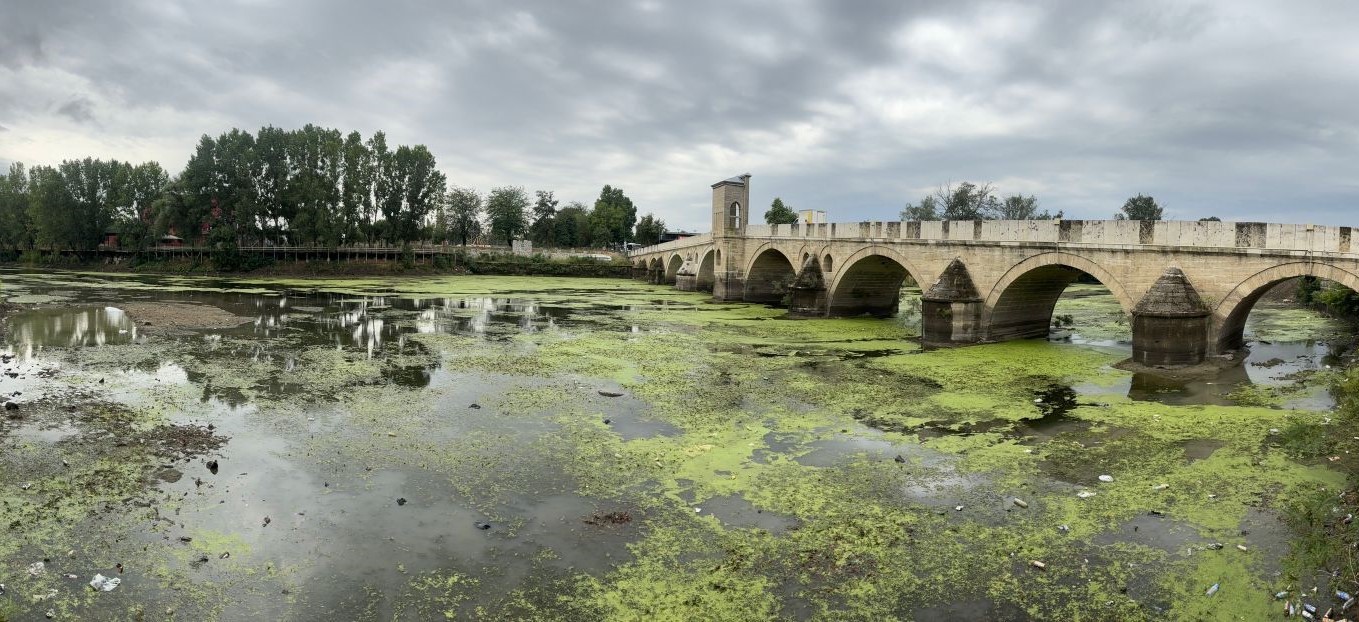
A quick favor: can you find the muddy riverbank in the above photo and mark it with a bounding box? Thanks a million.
[0,270,1354,620]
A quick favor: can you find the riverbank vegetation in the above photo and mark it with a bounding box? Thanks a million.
[0,125,666,261]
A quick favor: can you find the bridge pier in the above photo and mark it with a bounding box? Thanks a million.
[1130,267,1211,367]
[788,256,827,315]
[632,264,649,281]
[921,259,984,346]
[675,257,699,291]
[713,273,745,301]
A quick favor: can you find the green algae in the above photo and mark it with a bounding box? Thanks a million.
[2,269,1354,620]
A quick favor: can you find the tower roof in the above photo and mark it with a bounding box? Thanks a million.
[711,173,751,188]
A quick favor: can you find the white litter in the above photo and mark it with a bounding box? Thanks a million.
[89,574,121,592]
[1098,475,1114,483]
[1077,491,1097,499]
[27,561,45,576]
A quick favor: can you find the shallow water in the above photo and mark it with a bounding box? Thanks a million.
[0,270,1352,620]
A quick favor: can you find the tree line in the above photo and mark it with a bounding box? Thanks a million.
[0,125,669,253]
[890,182,1205,222]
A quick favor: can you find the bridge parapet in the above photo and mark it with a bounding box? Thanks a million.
[738,219,1354,255]
[629,233,712,258]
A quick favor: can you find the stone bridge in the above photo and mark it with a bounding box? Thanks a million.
[628,174,1359,368]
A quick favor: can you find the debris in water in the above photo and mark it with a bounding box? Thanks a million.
[89,574,121,592]
[1030,560,1046,570]
[1076,491,1096,499]
[27,561,45,576]
[894,454,906,464]
[396,498,407,506]
[474,522,491,530]
[584,511,633,525]
[1206,583,1219,596]
[603,418,611,425]
[1275,591,1289,600]
[1152,483,1169,490]
[220,552,230,559]
[469,403,481,409]
[1098,474,1114,483]
[207,460,219,475]
[954,505,964,511]
[1013,498,1029,508]
[598,390,624,397]
[1058,524,1070,533]
[262,516,271,527]
[1207,543,1224,550]
[1236,544,1248,552]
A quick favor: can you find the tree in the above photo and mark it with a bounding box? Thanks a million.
[27,158,125,250]
[634,213,666,246]
[764,197,798,225]
[528,190,558,246]
[900,195,939,221]
[589,185,637,247]
[445,186,482,246]
[996,194,1061,220]
[1199,216,1221,222]
[113,161,168,250]
[553,201,589,248]
[938,182,998,220]
[485,186,530,245]
[389,144,446,243]
[1117,194,1163,221]
[0,163,32,251]
[900,182,999,220]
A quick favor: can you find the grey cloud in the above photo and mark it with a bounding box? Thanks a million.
[1,0,1358,229]
[56,97,95,123]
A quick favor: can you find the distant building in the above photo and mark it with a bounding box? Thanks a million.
[159,234,184,248]
[799,210,827,224]
[101,228,120,248]
[659,231,695,243]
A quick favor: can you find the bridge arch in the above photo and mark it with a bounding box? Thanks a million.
[665,253,684,284]
[826,246,931,317]
[696,249,716,292]
[743,244,798,305]
[984,252,1135,341]
[1214,262,1359,351]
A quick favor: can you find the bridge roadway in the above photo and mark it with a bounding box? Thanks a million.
[628,174,1359,368]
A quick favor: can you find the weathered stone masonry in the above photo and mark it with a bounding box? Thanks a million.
[631,175,1359,368]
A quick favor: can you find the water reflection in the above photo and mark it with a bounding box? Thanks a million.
[4,306,138,359]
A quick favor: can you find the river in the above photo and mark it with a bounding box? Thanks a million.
[0,270,1352,620]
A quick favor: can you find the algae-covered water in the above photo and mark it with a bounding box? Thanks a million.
[0,271,1353,620]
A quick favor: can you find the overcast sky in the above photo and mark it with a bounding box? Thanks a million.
[2,0,1357,231]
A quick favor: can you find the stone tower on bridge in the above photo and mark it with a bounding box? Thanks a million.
[710,174,751,301]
